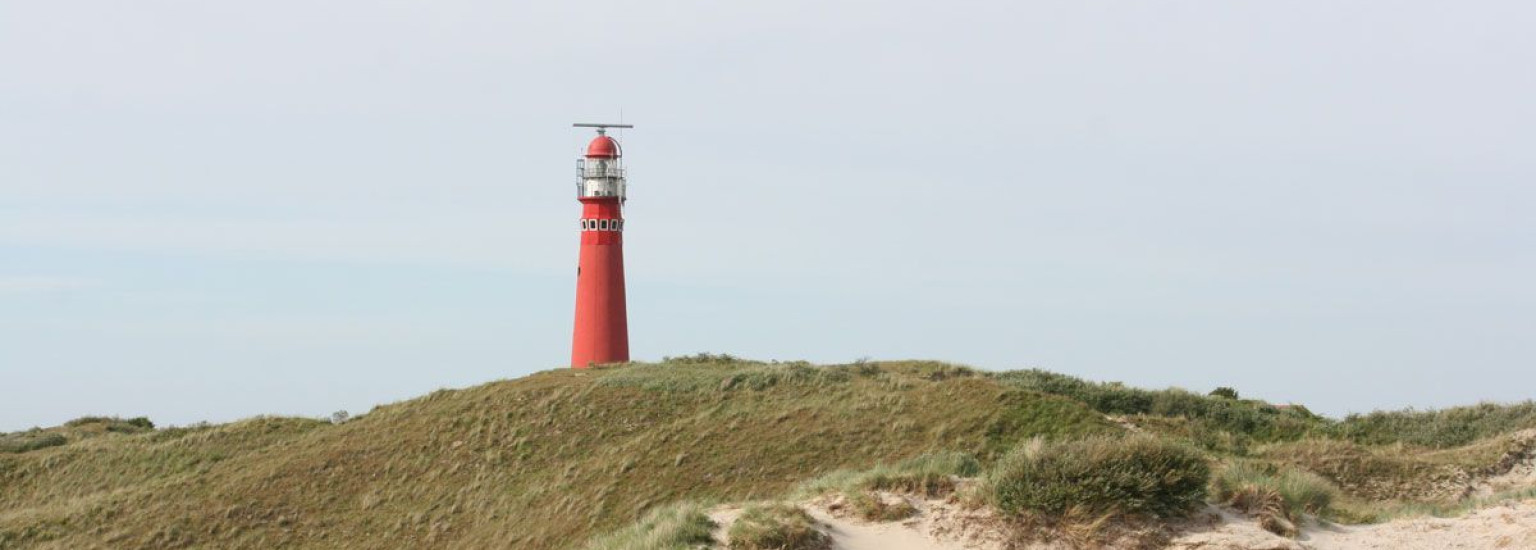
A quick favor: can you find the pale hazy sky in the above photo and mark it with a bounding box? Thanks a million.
[3,1,1533,431]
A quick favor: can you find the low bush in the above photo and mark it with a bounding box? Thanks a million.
[1210,387,1240,400]
[108,417,155,433]
[660,352,757,365]
[63,416,155,434]
[581,502,715,550]
[992,370,1324,443]
[727,503,829,550]
[0,432,67,454]
[63,416,113,427]
[1328,401,1536,448]
[984,435,1210,519]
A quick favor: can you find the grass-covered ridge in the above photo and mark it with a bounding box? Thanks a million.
[3,357,1533,549]
[0,359,1110,549]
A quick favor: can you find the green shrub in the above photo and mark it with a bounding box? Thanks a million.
[1187,422,1253,455]
[1210,387,1240,400]
[581,502,716,550]
[107,417,155,433]
[984,435,1210,519]
[63,415,156,434]
[0,432,67,454]
[994,370,1325,444]
[660,352,756,365]
[64,416,114,427]
[727,503,829,550]
[1328,401,1536,448]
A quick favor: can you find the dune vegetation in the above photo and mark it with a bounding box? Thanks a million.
[2,355,1534,549]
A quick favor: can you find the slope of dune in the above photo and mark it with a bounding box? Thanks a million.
[0,360,1107,549]
[5,357,1534,550]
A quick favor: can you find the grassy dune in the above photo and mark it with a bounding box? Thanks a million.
[3,357,1533,549]
[0,359,1108,549]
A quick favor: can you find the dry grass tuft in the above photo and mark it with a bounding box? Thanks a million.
[983,435,1210,520]
[846,491,918,521]
[581,501,715,550]
[1211,461,1339,536]
[726,503,830,550]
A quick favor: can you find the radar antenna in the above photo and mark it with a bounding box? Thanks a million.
[573,122,635,135]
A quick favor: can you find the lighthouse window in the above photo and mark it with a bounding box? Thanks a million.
[600,220,610,231]
[581,220,589,231]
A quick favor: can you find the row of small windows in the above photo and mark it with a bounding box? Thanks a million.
[580,219,625,232]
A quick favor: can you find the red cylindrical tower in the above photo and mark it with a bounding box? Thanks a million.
[570,124,632,367]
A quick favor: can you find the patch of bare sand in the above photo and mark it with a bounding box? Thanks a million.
[1470,429,1536,499]
[710,494,1004,550]
[809,493,1006,550]
[707,507,743,546]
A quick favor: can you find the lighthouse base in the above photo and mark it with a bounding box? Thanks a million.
[570,200,629,368]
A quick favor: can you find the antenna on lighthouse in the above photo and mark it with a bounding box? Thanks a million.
[573,123,634,134]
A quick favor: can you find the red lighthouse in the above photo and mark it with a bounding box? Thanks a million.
[570,123,632,367]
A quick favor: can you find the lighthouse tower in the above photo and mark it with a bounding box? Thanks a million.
[570,123,632,367]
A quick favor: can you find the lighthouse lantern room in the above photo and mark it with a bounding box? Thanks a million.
[569,123,633,367]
